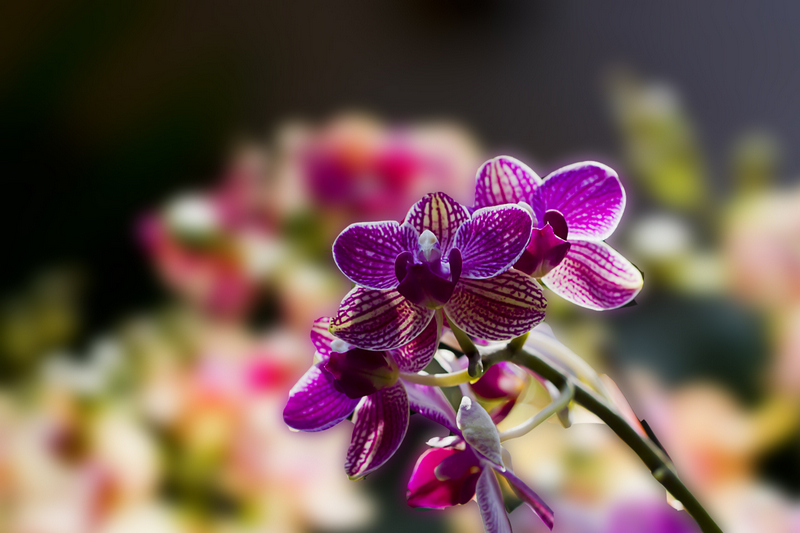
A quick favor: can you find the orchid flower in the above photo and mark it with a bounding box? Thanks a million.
[407,396,554,532]
[283,315,453,479]
[474,156,643,310]
[330,191,546,350]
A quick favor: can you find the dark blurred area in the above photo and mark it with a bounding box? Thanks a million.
[4,1,800,325]
[3,1,800,532]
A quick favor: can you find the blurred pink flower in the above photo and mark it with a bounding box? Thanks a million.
[275,114,482,228]
[139,148,282,318]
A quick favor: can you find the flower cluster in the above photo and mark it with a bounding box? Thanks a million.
[284,155,643,532]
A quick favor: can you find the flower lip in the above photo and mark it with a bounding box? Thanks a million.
[395,247,462,309]
[542,209,568,239]
[323,346,399,399]
[514,209,571,278]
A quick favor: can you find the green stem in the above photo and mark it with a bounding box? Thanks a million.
[501,346,723,533]
[498,379,574,442]
[399,368,474,387]
[444,313,483,378]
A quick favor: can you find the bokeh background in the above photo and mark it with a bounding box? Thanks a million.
[2,2,800,532]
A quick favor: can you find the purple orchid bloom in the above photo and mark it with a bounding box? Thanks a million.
[474,156,643,310]
[283,315,452,479]
[407,396,554,532]
[330,192,546,350]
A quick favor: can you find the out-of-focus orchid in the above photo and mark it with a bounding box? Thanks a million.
[407,396,554,532]
[139,149,284,318]
[283,315,450,479]
[606,500,700,533]
[330,191,545,349]
[474,156,643,310]
[275,115,481,227]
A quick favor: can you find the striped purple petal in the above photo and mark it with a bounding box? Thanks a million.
[498,468,554,530]
[532,162,625,241]
[390,311,442,372]
[542,240,643,310]
[330,287,435,350]
[444,270,546,341]
[310,316,335,362]
[283,363,359,432]
[456,397,504,469]
[404,192,470,254]
[403,380,458,433]
[454,204,532,279]
[333,221,418,289]
[345,381,410,479]
[476,467,512,533]
[474,155,540,209]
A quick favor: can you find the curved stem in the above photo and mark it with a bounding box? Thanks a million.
[399,368,474,387]
[500,346,723,533]
[443,312,483,378]
[499,379,574,442]
[525,329,609,396]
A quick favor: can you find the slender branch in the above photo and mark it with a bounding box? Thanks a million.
[525,329,609,396]
[399,368,474,387]
[499,379,574,442]
[499,346,723,533]
[506,332,529,353]
[444,313,483,378]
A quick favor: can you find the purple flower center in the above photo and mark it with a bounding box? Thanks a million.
[324,346,399,399]
[395,230,463,309]
[514,209,571,278]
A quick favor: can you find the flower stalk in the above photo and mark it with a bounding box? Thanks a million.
[444,313,484,378]
[498,379,574,442]
[494,342,723,533]
[398,368,475,387]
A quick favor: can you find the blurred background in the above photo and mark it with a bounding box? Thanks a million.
[2,1,800,532]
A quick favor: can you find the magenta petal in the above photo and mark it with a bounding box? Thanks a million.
[407,448,480,509]
[514,225,571,278]
[391,311,442,372]
[283,364,359,432]
[474,156,541,209]
[330,287,435,350]
[456,397,504,469]
[345,382,410,479]
[533,162,625,241]
[444,270,546,341]
[310,316,335,362]
[498,468,555,530]
[476,468,512,533]
[542,240,643,310]
[403,380,458,432]
[404,192,470,254]
[454,205,533,279]
[471,362,527,400]
[434,447,482,480]
[333,221,418,289]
